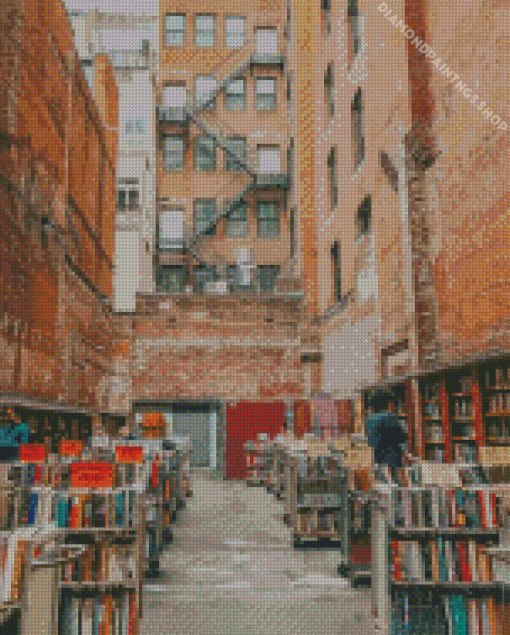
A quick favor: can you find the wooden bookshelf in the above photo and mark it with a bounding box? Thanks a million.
[420,376,446,462]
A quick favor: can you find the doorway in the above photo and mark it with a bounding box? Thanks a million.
[171,402,217,468]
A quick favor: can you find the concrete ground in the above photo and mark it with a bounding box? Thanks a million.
[141,470,377,635]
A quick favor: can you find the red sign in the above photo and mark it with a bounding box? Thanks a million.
[71,462,113,489]
[115,446,143,464]
[19,444,46,463]
[60,440,83,457]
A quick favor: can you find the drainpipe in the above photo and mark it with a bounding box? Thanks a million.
[396,122,417,372]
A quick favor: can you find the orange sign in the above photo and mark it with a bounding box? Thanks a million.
[70,462,113,489]
[60,440,83,457]
[19,444,46,463]
[115,446,143,464]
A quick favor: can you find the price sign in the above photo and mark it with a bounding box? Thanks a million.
[19,444,46,463]
[60,440,83,457]
[115,446,143,464]
[70,462,113,488]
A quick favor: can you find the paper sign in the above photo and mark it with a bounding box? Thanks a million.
[60,440,83,457]
[115,446,143,464]
[19,444,46,463]
[71,462,113,488]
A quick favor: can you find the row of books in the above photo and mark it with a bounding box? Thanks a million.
[296,492,342,508]
[488,392,510,413]
[486,366,510,388]
[391,487,504,529]
[53,491,139,529]
[452,375,473,394]
[486,419,510,441]
[452,399,474,419]
[452,443,477,463]
[391,538,493,583]
[0,533,26,603]
[423,382,441,402]
[60,591,136,635]
[392,589,504,635]
[61,542,137,584]
[296,509,339,536]
[424,402,441,419]
[351,492,371,533]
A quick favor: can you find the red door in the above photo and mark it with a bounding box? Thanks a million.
[225,402,285,479]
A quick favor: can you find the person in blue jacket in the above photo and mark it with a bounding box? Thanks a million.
[365,391,408,469]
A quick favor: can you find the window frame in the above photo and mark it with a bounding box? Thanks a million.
[225,77,246,111]
[357,196,372,237]
[156,265,186,293]
[165,14,186,47]
[256,200,280,239]
[331,242,342,303]
[327,148,338,208]
[162,134,185,172]
[255,77,277,111]
[226,201,248,238]
[194,136,216,172]
[225,137,247,172]
[257,265,280,293]
[194,199,217,235]
[195,14,215,48]
[351,88,365,168]
[225,16,246,49]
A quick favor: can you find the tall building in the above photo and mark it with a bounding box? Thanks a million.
[70,9,158,312]
[0,0,119,433]
[155,1,294,297]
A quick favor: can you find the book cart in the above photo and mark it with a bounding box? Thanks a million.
[244,435,272,487]
[286,437,345,547]
[329,435,374,586]
[371,463,510,634]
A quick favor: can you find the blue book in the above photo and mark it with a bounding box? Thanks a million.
[57,497,68,528]
[437,536,447,582]
[27,492,38,525]
[115,492,124,527]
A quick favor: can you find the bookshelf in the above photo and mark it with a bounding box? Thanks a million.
[420,376,446,462]
[447,370,479,464]
[372,465,510,634]
[482,360,510,452]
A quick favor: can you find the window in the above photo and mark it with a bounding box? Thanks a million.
[163,84,186,108]
[125,118,146,147]
[348,0,361,63]
[256,78,277,110]
[327,148,338,208]
[194,264,217,293]
[165,14,186,47]
[257,201,279,238]
[156,265,185,293]
[351,88,365,168]
[225,16,245,49]
[158,210,184,249]
[194,199,216,235]
[257,265,280,292]
[256,28,278,55]
[225,137,247,172]
[324,64,334,119]
[321,0,331,35]
[257,145,280,174]
[331,242,342,302]
[195,14,215,47]
[195,75,216,109]
[226,264,253,291]
[117,179,139,212]
[225,78,246,110]
[162,135,185,171]
[194,136,216,171]
[357,196,371,237]
[226,201,248,237]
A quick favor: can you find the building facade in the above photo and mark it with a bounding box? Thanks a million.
[71,9,158,312]
[0,0,119,440]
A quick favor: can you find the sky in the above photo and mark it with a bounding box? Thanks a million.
[64,0,158,15]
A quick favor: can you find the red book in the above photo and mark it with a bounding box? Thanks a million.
[478,491,487,529]
[34,466,42,484]
[152,462,159,489]
[458,541,472,582]
[70,497,79,529]
[391,541,402,581]
[129,592,136,635]
[491,494,498,527]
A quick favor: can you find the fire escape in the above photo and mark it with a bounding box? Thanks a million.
[156,44,294,290]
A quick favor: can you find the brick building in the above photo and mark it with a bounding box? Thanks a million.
[0,0,119,445]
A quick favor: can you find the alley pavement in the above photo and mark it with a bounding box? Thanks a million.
[141,470,377,635]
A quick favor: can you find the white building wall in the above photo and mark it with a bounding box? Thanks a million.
[323,314,381,399]
[114,230,141,312]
